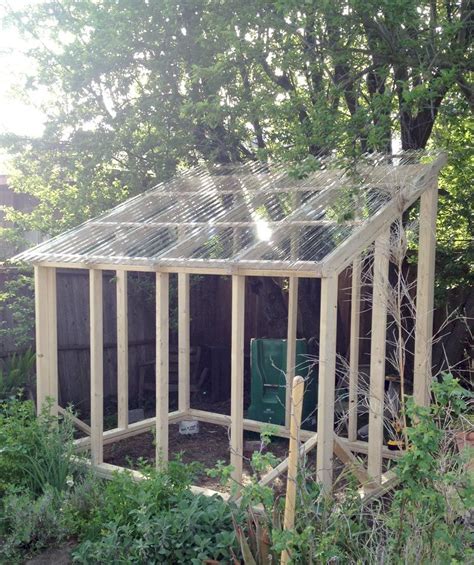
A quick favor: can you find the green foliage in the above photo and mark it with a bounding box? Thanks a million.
[387,374,473,563]
[72,465,239,564]
[0,486,69,562]
[0,398,82,496]
[0,270,34,350]
[0,348,35,400]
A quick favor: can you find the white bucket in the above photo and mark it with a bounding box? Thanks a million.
[179,420,200,435]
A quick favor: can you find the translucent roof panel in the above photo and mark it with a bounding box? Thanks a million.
[13,152,446,274]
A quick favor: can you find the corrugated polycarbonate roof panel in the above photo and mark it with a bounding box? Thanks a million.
[13,152,446,273]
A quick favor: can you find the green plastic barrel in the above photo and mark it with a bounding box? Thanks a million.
[246,338,318,429]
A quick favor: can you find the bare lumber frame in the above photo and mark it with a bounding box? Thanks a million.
[348,256,361,441]
[316,273,339,490]
[281,376,305,565]
[58,406,91,435]
[368,230,390,483]
[230,275,246,488]
[413,181,438,406]
[155,272,170,468]
[89,269,104,465]
[285,277,298,428]
[178,273,191,412]
[116,269,129,429]
[34,266,58,415]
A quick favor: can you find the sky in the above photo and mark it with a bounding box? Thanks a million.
[0,1,46,170]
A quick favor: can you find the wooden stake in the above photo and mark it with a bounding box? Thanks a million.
[230,275,245,489]
[348,256,361,441]
[116,269,128,429]
[281,375,305,565]
[34,266,58,415]
[156,272,169,468]
[89,269,104,465]
[368,230,390,483]
[178,272,190,412]
[285,277,299,428]
[414,182,438,406]
[316,274,338,491]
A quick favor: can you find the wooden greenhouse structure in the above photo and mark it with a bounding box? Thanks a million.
[14,152,446,493]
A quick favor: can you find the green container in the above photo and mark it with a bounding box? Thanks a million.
[246,338,318,429]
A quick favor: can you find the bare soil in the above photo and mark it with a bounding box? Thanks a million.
[104,421,289,492]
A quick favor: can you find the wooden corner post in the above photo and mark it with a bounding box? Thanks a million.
[368,230,390,483]
[178,272,190,413]
[414,182,438,406]
[230,275,245,488]
[89,269,104,465]
[116,269,129,429]
[348,256,361,442]
[156,272,170,468]
[316,273,338,491]
[285,276,299,428]
[34,265,58,416]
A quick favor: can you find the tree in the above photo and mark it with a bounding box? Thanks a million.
[1,0,471,236]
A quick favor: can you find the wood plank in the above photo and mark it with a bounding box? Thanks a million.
[258,433,318,487]
[46,268,58,414]
[155,272,170,468]
[116,269,129,429]
[34,266,49,414]
[74,410,185,449]
[89,269,104,465]
[413,182,438,406]
[368,230,390,483]
[58,406,91,435]
[285,277,299,428]
[333,435,375,487]
[178,273,191,412]
[281,376,305,565]
[230,275,246,489]
[348,257,361,441]
[316,274,339,490]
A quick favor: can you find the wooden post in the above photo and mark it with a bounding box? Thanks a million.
[413,183,438,406]
[116,269,128,429]
[34,266,58,415]
[230,275,245,488]
[348,257,361,442]
[89,269,104,465]
[281,375,305,565]
[368,230,390,483]
[316,273,338,491]
[285,277,299,428]
[178,273,190,413]
[155,272,169,468]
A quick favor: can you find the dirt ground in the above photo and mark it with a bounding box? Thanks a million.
[104,421,290,492]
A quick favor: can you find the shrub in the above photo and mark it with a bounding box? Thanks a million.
[0,397,82,495]
[72,463,240,564]
[0,487,68,562]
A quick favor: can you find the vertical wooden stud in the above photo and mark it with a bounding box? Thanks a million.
[156,272,169,468]
[178,273,190,413]
[230,275,245,488]
[34,266,58,415]
[281,375,305,565]
[46,268,58,415]
[116,269,128,429]
[89,269,104,465]
[368,230,390,483]
[414,183,438,406]
[316,273,338,491]
[285,276,299,428]
[348,257,361,442]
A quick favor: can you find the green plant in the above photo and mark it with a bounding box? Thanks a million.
[0,486,68,562]
[0,398,83,495]
[0,349,35,400]
[72,463,240,564]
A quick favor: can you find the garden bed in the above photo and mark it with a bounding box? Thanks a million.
[104,421,289,492]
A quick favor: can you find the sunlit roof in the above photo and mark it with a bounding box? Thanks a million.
[13,152,446,276]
